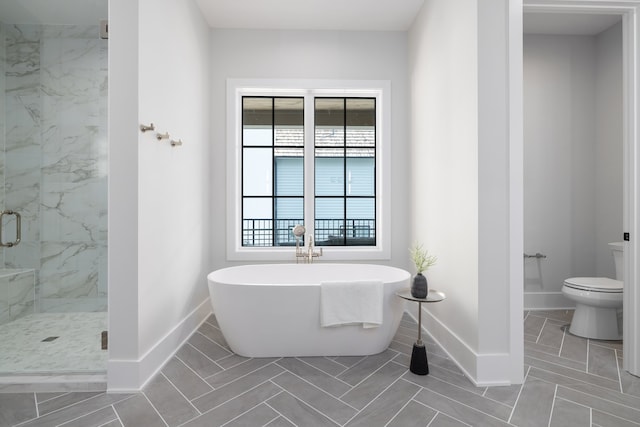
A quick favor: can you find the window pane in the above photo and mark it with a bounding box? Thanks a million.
[346,198,375,246]
[315,198,344,245]
[315,157,344,196]
[346,157,374,196]
[275,198,303,246]
[275,153,303,196]
[347,198,375,220]
[275,98,303,147]
[346,98,375,148]
[315,98,344,147]
[243,198,272,247]
[243,148,272,196]
[243,97,272,146]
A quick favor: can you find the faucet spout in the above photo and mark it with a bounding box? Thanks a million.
[292,226,323,263]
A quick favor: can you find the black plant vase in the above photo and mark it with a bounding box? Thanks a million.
[411,273,428,299]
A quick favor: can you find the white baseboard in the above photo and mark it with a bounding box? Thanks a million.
[404,306,513,387]
[107,297,212,392]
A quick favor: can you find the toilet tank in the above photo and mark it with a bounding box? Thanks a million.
[608,242,624,280]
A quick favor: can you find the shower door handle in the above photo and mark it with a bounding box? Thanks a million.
[0,210,21,247]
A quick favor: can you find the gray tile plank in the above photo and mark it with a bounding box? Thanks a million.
[426,361,485,396]
[57,406,118,427]
[592,409,640,427]
[176,343,223,379]
[428,412,471,427]
[620,367,640,398]
[390,338,413,356]
[161,357,212,401]
[483,384,523,408]
[35,392,67,404]
[537,319,566,349]
[525,344,587,371]
[557,381,640,410]
[266,391,339,427]
[548,397,590,427]
[588,342,620,381]
[270,371,356,425]
[386,399,436,427]
[404,372,511,421]
[18,393,133,427]
[557,385,640,424]
[193,363,284,413]
[215,354,252,370]
[188,331,232,361]
[524,333,538,343]
[38,392,103,416]
[197,321,229,349]
[264,416,296,427]
[276,357,352,397]
[341,361,407,409]
[337,349,398,386]
[524,314,546,337]
[223,403,279,427]
[525,340,562,357]
[183,382,282,427]
[206,357,279,389]
[205,314,219,328]
[330,355,366,368]
[295,356,348,377]
[113,394,166,427]
[509,377,556,427]
[531,310,573,323]
[524,355,620,391]
[143,373,200,427]
[559,330,587,364]
[0,393,38,427]
[345,379,420,426]
[413,387,511,427]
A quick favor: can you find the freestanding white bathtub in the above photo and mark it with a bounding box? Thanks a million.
[207,263,410,357]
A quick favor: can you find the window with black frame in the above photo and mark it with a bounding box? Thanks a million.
[241,95,376,248]
[314,97,376,246]
[242,96,304,247]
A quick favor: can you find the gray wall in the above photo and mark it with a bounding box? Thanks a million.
[209,29,411,270]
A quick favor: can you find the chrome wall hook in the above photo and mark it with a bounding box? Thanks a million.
[170,139,183,147]
[156,132,170,141]
[140,123,155,133]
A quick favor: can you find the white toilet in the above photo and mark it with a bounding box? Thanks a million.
[562,242,623,340]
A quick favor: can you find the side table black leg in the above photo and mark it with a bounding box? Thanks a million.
[410,301,429,375]
[410,343,429,375]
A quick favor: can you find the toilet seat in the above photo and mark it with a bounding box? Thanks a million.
[563,277,623,293]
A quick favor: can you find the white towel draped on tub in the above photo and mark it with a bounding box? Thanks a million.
[320,281,384,328]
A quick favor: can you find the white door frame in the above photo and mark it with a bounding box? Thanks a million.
[523,0,640,376]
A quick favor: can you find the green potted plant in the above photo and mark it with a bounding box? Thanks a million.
[409,242,437,298]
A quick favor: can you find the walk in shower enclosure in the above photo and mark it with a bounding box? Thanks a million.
[0,19,108,374]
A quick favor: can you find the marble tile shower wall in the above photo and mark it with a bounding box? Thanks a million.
[1,22,108,313]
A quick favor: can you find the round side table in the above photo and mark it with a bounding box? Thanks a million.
[396,289,446,375]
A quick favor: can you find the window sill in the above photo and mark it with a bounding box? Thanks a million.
[227,246,390,262]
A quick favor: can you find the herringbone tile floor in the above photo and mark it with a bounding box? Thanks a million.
[2,310,640,426]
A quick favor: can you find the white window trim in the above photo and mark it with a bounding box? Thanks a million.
[226,78,391,261]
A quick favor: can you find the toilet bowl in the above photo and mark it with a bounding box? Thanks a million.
[561,242,624,340]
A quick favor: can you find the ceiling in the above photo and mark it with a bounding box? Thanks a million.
[0,0,622,36]
[524,12,622,35]
[194,0,425,31]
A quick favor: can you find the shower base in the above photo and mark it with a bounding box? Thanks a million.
[0,312,107,376]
